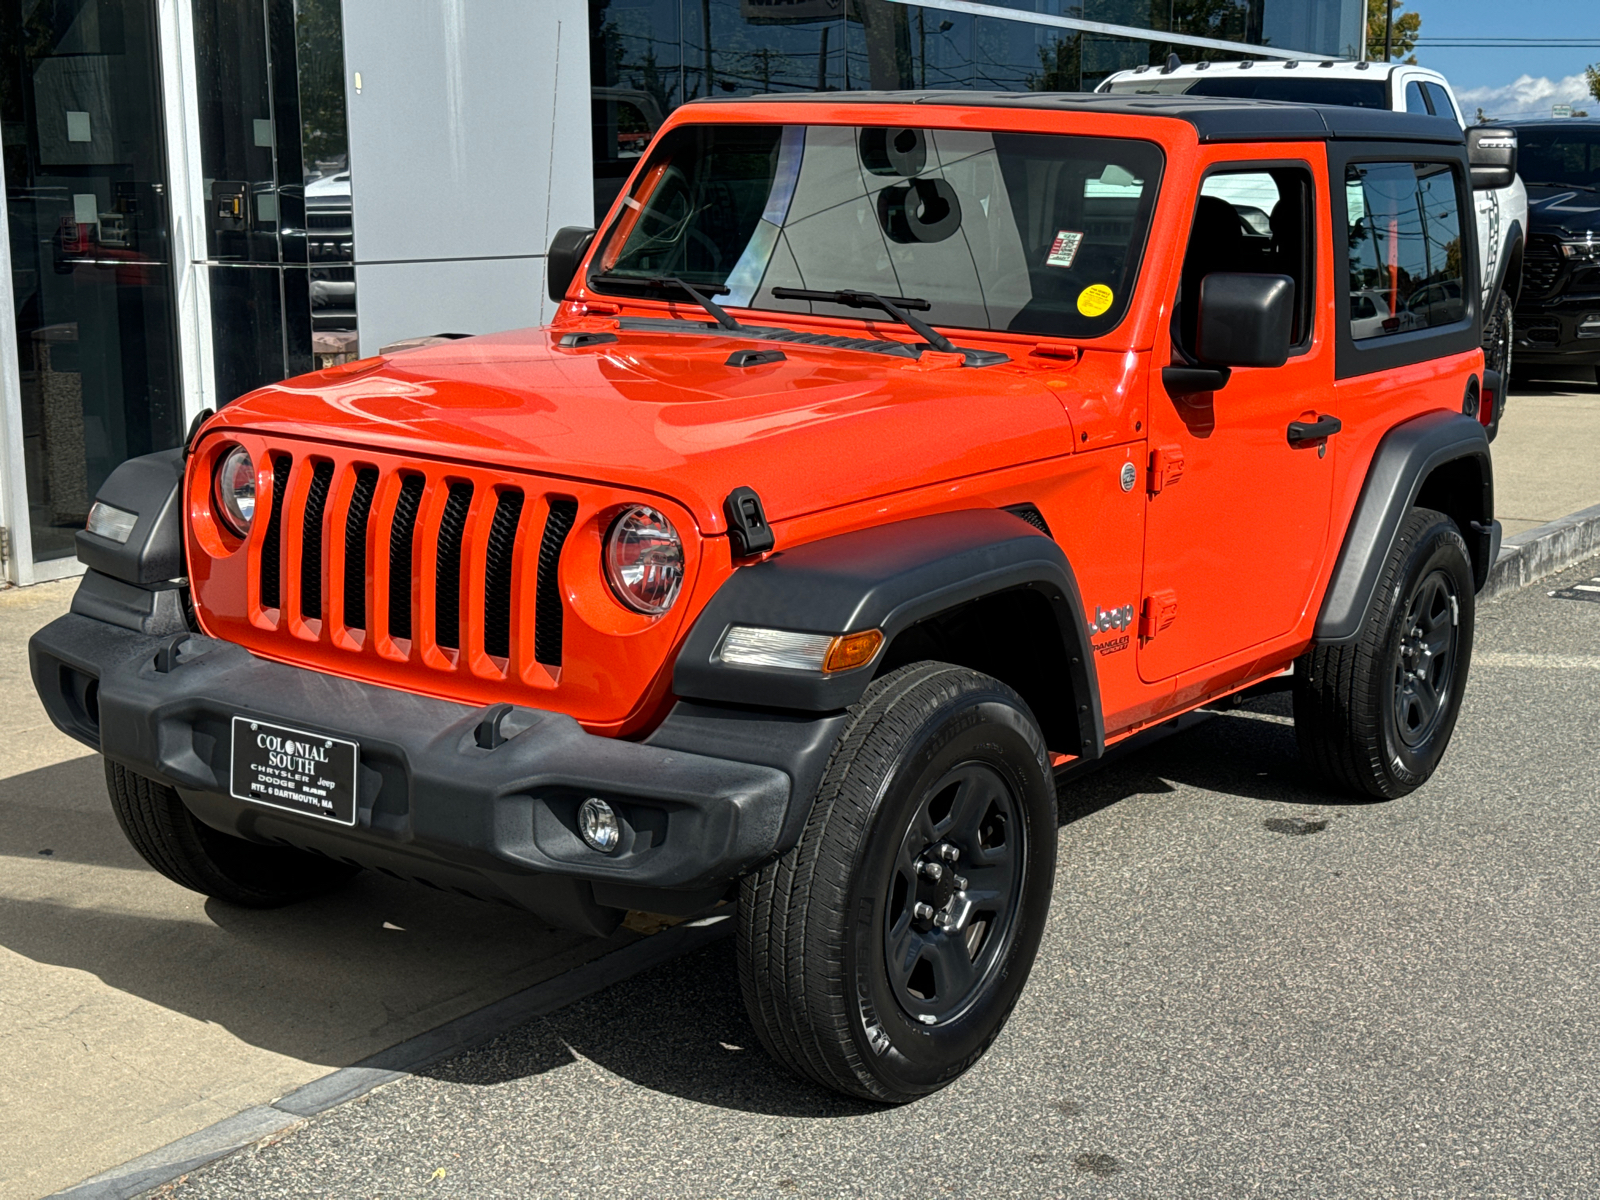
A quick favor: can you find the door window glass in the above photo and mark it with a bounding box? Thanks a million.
[1178,165,1315,356]
[1345,162,1466,339]
[1404,81,1430,114]
[1423,83,1457,123]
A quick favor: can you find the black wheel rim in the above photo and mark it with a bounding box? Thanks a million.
[1391,568,1460,749]
[881,761,1026,1026]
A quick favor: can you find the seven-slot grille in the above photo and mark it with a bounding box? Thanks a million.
[255,452,578,673]
[1522,235,1563,299]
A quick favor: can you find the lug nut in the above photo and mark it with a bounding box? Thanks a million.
[934,912,953,929]
[954,875,969,892]
[939,844,960,863]
[919,861,943,882]
[913,902,935,921]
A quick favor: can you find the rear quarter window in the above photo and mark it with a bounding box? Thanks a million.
[1345,161,1466,340]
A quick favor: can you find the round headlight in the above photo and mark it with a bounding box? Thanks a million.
[213,445,256,537]
[604,505,684,615]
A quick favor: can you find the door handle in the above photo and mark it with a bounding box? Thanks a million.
[1287,415,1341,447]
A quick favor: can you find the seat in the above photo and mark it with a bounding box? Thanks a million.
[1176,195,1248,358]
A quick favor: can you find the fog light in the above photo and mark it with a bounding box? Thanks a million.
[578,797,621,853]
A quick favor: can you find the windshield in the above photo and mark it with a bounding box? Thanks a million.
[1106,74,1388,110]
[1514,128,1600,188]
[593,123,1164,339]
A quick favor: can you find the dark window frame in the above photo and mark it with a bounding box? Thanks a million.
[1329,140,1480,380]
[1180,158,1319,362]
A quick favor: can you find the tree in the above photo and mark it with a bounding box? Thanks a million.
[1367,0,1421,64]
[1586,62,1600,104]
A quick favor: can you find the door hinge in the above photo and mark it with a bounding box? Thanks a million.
[1148,445,1185,495]
[1140,590,1179,641]
[0,526,11,574]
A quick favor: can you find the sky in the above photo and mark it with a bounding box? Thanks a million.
[1400,0,1600,119]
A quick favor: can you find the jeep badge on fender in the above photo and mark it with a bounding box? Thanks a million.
[30,91,1499,1105]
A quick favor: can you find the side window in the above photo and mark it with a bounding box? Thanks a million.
[1176,166,1315,358]
[1404,81,1431,115]
[1345,161,1466,340]
[1423,83,1457,123]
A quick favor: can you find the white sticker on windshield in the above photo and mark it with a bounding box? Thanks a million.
[1046,230,1083,269]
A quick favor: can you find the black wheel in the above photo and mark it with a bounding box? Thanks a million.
[1294,507,1475,799]
[1481,288,1513,439]
[737,663,1057,1103]
[105,759,360,907]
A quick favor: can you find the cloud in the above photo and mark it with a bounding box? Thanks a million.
[1454,73,1594,121]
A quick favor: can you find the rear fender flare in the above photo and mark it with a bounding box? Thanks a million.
[1314,410,1493,646]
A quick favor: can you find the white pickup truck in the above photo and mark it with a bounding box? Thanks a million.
[1100,60,1528,416]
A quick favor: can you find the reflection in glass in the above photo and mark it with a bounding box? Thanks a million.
[595,122,1163,338]
[194,0,355,401]
[2,0,183,561]
[1345,162,1465,340]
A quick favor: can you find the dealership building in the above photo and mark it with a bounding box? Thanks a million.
[1,0,1363,584]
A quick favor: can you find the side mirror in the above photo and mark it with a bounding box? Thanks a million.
[1165,273,1294,395]
[1467,127,1517,191]
[546,225,597,303]
[1198,272,1295,368]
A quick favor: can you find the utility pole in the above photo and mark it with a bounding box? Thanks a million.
[1383,0,1393,62]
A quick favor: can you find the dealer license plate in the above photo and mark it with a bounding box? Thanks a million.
[230,716,358,825]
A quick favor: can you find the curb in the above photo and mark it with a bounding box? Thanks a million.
[1483,502,1600,601]
[49,913,735,1200]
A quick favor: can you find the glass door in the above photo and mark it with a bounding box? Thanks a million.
[2,0,184,575]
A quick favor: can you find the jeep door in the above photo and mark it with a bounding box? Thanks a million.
[1138,152,1338,690]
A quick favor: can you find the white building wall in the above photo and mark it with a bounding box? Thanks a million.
[340,0,592,354]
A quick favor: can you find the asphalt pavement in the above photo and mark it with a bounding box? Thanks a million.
[154,551,1600,1200]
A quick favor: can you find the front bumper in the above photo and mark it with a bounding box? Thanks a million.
[30,613,795,934]
[1515,299,1600,366]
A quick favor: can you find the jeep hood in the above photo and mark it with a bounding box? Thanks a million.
[214,325,1080,534]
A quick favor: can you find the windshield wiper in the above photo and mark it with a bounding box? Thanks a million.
[1526,180,1597,192]
[592,272,743,330]
[770,287,961,355]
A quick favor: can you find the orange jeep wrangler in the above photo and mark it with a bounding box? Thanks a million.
[31,93,1517,1103]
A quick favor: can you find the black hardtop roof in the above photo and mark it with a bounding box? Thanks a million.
[686,90,1465,146]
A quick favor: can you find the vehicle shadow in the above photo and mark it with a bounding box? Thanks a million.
[422,935,877,1118]
[411,693,1381,1119]
[0,753,615,1067]
[0,691,1374,1107]
[1055,690,1388,820]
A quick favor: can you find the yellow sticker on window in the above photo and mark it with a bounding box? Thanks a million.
[1077,284,1114,318]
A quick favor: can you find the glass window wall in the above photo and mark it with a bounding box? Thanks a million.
[192,0,353,403]
[588,0,1361,221]
[2,0,183,562]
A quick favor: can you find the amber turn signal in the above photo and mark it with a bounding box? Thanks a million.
[824,629,884,674]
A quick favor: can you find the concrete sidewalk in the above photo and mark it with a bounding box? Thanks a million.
[1490,378,1600,539]
[0,378,1594,1200]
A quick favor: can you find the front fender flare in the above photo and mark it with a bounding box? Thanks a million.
[673,509,1104,758]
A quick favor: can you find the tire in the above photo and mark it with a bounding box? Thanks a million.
[105,759,361,907]
[1481,288,1513,440]
[737,663,1057,1103]
[1294,508,1475,799]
